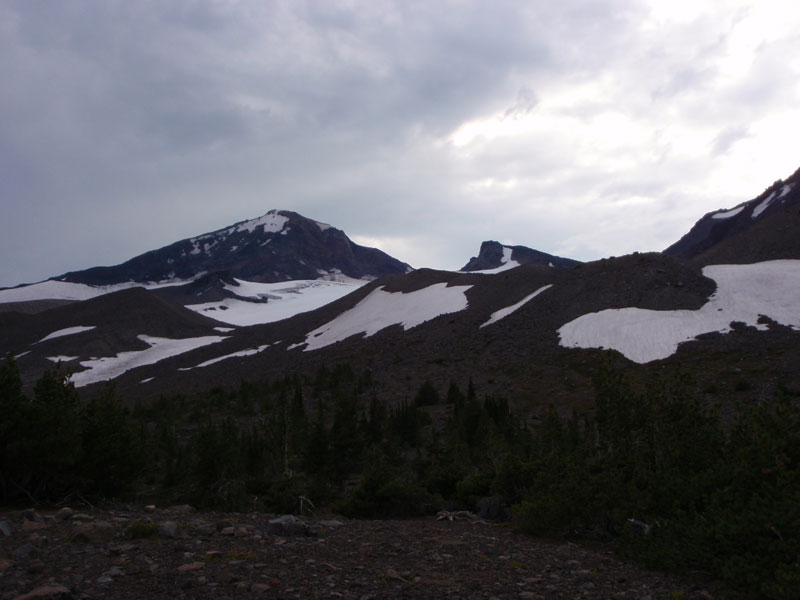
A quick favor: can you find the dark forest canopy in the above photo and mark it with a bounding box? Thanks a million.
[1,354,798,598]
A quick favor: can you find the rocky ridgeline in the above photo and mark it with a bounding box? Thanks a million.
[0,506,726,599]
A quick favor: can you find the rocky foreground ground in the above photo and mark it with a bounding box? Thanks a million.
[0,505,733,599]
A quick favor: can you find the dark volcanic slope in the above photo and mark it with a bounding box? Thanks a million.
[57,210,412,286]
[461,240,580,271]
[3,288,230,388]
[665,165,800,264]
[107,252,718,410]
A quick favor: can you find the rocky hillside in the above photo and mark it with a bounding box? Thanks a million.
[665,165,800,264]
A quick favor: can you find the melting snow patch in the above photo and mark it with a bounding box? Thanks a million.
[301,283,472,351]
[181,345,271,369]
[558,260,800,363]
[480,285,552,328]
[36,326,96,343]
[711,206,745,220]
[0,275,203,304]
[188,279,365,326]
[140,377,154,384]
[235,211,289,234]
[69,334,227,387]
[778,183,794,199]
[462,247,521,274]
[752,190,778,218]
[46,355,78,363]
[214,327,235,332]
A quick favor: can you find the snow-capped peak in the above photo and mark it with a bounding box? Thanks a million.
[233,210,289,234]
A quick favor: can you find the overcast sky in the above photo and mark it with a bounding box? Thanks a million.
[2,0,800,287]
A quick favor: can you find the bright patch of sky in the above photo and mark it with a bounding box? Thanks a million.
[2,1,800,287]
[36,325,95,343]
[187,279,366,326]
[302,283,472,351]
[558,259,800,363]
[481,284,552,328]
[69,334,227,387]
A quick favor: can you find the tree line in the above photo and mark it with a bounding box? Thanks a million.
[0,354,797,598]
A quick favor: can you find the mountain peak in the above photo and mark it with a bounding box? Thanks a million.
[58,210,411,286]
[461,240,580,272]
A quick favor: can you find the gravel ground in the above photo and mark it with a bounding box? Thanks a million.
[0,506,734,600]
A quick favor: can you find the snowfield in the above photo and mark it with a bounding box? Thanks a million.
[36,325,96,343]
[69,334,227,387]
[301,283,473,351]
[481,284,552,328]
[463,246,521,274]
[711,206,745,220]
[558,260,800,363]
[180,344,271,370]
[187,279,366,326]
[46,355,78,363]
[0,276,202,304]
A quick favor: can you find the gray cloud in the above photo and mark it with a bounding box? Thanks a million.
[1,0,800,286]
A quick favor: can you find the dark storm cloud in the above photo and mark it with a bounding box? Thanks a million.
[1,0,799,286]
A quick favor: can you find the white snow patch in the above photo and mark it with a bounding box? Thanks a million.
[69,334,227,387]
[469,260,521,275]
[234,211,289,234]
[558,260,800,363]
[36,325,96,343]
[181,344,271,369]
[711,206,745,219]
[14,351,30,359]
[214,327,235,332]
[461,246,521,274]
[302,283,472,351]
[480,285,552,328]
[46,355,78,363]
[752,190,778,218]
[778,183,794,199]
[140,377,154,384]
[188,279,365,326]
[314,220,332,232]
[0,275,204,304]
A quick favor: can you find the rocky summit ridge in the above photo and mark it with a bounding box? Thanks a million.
[56,209,412,286]
[461,240,581,272]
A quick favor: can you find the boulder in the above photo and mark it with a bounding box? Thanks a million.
[264,515,310,536]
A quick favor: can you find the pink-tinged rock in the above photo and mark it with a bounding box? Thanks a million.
[12,584,72,599]
[55,507,73,521]
[178,562,205,572]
